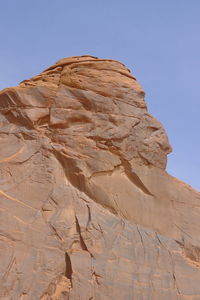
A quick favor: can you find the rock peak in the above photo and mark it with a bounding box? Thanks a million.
[0,57,199,299]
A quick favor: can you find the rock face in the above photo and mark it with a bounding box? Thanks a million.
[0,55,200,300]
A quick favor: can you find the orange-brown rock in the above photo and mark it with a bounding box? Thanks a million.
[0,55,200,299]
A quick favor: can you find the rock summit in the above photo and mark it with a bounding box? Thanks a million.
[0,55,199,299]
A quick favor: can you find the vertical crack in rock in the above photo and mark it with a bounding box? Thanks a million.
[136,225,145,259]
[112,193,128,219]
[92,271,102,285]
[75,216,93,257]
[173,273,181,296]
[156,232,181,297]
[86,204,91,228]
[50,224,63,241]
[65,252,73,285]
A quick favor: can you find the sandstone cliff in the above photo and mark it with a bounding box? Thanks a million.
[0,55,199,300]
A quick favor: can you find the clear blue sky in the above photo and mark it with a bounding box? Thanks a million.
[0,0,199,191]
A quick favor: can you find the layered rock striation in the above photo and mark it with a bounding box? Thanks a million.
[0,55,200,299]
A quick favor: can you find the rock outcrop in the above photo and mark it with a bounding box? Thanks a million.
[0,55,199,300]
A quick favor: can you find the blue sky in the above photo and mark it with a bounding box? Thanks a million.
[0,0,199,191]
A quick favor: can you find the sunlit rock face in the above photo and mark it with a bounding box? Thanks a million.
[0,55,199,300]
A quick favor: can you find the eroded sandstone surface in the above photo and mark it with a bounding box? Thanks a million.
[0,55,200,300]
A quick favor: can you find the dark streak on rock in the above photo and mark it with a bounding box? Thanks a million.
[65,252,73,282]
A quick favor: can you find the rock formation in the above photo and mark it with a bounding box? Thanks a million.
[0,55,199,300]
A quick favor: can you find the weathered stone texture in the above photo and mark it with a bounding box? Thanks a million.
[0,55,199,299]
